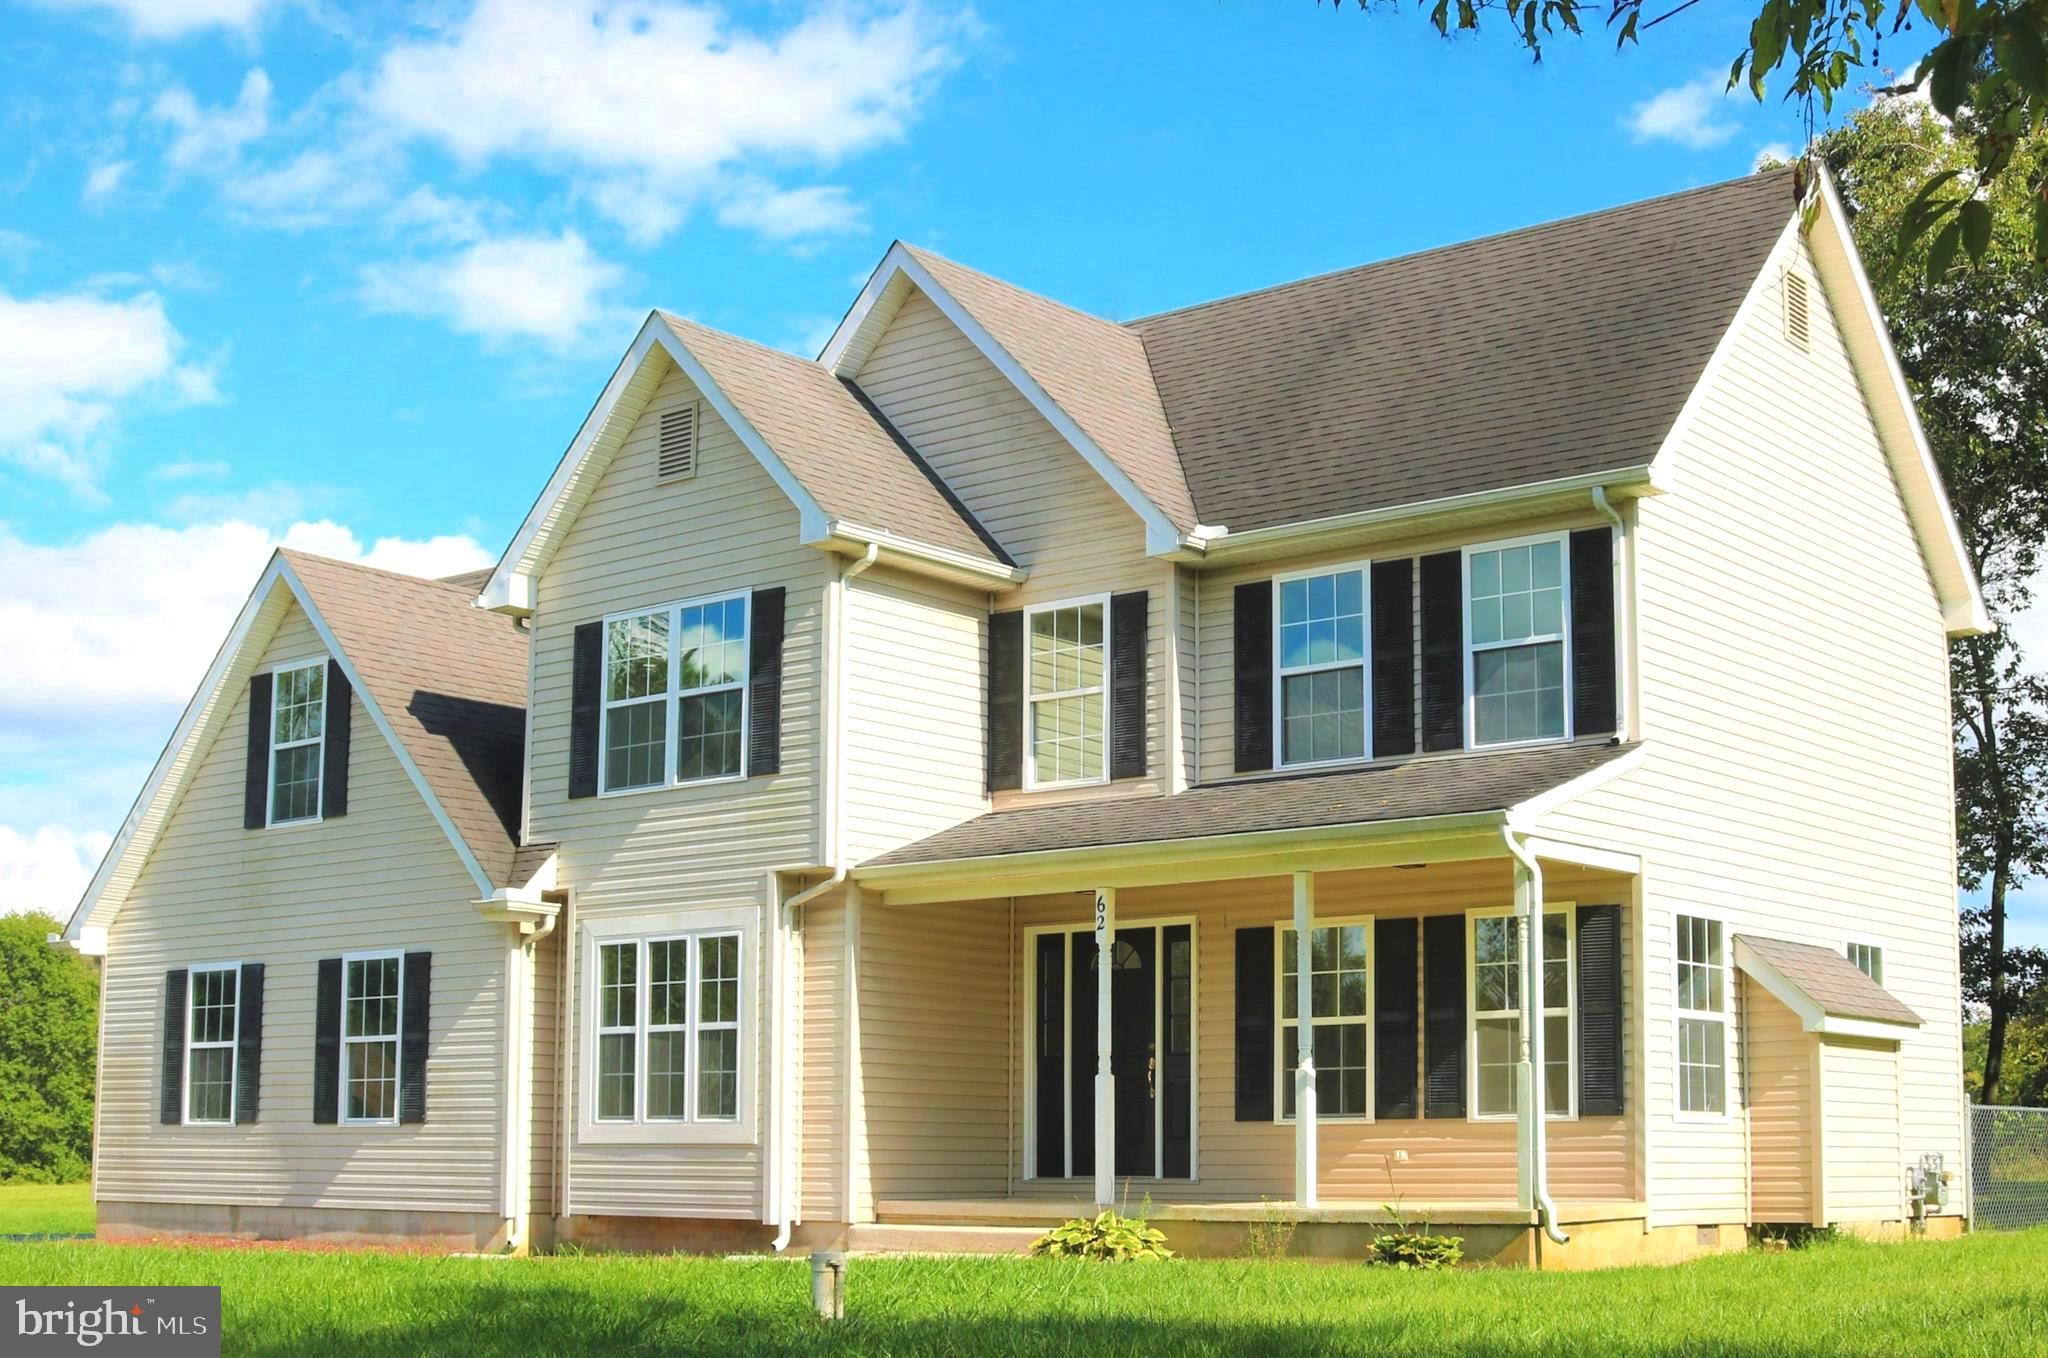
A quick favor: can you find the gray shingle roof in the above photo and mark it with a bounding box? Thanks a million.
[1737,933,1923,1026]
[863,741,1636,868]
[285,551,540,889]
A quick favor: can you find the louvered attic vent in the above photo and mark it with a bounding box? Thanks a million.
[658,404,697,480]
[1783,270,1811,351]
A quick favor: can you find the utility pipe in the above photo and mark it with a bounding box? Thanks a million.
[1590,488,1630,742]
[1503,825,1569,1247]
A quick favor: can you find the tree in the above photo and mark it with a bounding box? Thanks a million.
[0,912,98,1181]
[1802,97,2048,1102]
[1327,2,2048,275]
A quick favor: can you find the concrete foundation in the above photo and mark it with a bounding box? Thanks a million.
[97,1200,530,1253]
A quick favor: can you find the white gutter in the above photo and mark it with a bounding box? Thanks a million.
[1502,825,1568,1247]
[769,542,879,1253]
[1590,488,1631,742]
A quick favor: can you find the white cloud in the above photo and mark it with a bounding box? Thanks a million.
[363,0,959,240]
[1628,72,1742,151]
[0,825,112,918]
[0,286,220,493]
[716,178,862,241]
[149,457,230,481]
[153,69,272,172]
[360,229,632,352]
[25,0,278,38]
[83,159,131,203]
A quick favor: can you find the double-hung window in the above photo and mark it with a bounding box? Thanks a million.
[1676,915,1729,1116]
[185,964,239,1125]
[1276,567,1368,766]
[1465,536,1569,748]
[1025,598,1107,787]
[1469,909,1574,1118]
[602,593,749,793]
[1848,941,1884,985]
[343,954,402,1125]
[268,659,325,824]
[592,931,745,1128]
[1278,921,1371,1119]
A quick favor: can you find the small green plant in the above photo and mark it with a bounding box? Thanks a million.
[1369,1229,1465,1270]
[1242,1196,1298,1261]
[1029,1209,1175,1261]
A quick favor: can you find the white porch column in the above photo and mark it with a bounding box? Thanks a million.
[1513,856,1540,1213]
[1094,887,1116,1208]
[1293,871,1318,1209]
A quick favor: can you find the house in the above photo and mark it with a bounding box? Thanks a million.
[64,164,1984,1267]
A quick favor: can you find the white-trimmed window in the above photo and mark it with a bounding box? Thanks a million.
[268,659,326,824]
[1025,598,1107,788]
[185,965,239,1125]
[1275,567,1368,766]
[1848,941,1884,985]
[343,953,402,1125]
[1469,908,1574,1119]
[601,593,749,793]
[592,931,745,1127]
[1278,920,1372,1119]
[1464,536,1570,748]
[1676,915,1729,1116]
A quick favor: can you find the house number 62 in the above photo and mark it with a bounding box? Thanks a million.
[1094,892,1108,937]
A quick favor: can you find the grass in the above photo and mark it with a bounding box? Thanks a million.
[0,1227,2045,1356]
[0,1182,93,1236]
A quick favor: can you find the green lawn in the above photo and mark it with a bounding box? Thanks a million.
[0,1227,2045,1356]
[0,1182,93,1236]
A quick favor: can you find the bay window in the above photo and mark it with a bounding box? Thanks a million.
[601,592,749,793]
[1469,908,1574,1119]
[1276,567,1367,766]
[1465,536,1569,748]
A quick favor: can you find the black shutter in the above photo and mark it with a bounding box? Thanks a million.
[1371,558,1416,758]
[1374,919,1420,1119]
[243,673,272,829]
[1570,527,1617,737]
[748,586,787,776]
[160,969,187,1125]
[1422,914,1466,1117]
[1577,904,1625,1116]
[1233,582,1273,773]
[322,661,352,819]
[1234,926,1275,1121]
[986,610,1024,792]
[568,621,602,799]
[400,952,431,1125]
[313,958,342,1124]
[1109,591,1148,780]
[1162,924,1193,1178]
[1419,552,1464,752]
[235,962,265,1125]
[1034,932,1065,1176]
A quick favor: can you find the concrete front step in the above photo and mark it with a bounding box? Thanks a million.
[846,1222,1046,1255]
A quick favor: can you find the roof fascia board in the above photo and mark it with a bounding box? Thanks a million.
[825,244,1192,556]
[816,521,1028,589]
[1507,743,1648,827]
[1806,167,1990,636]
[1519,835,1642,876]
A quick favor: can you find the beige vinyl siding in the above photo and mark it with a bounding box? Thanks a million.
[96,602,508,1216]
[858,859,1636,1206]
[531,354,825,1219]
[528,926,560,1215]
[1534,230,1963,1225]
[852,286,1171,805]
[1745,983,1816,1222]
[1819,1037,1905,1223]
[799,893,847,1222]
[841,566,989,864]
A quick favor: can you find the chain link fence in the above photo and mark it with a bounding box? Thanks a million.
[1970,1104,2048,1231]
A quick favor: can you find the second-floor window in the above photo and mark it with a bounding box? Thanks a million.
[1025,598,1106,787]
[269,659,325,824]
[1277,568,1367,766]
[1848,941,1884,984]
[603,593,750,793]
[1465,535,1569,749]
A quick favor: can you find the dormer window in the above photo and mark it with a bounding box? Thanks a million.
[1463,535,1570,748]
[268,659,326,825]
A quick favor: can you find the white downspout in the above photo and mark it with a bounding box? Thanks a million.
[770,542,879,1253]
[1590,488,1630,742]
[1503,825,1569,1246]
[497,905,558,1254]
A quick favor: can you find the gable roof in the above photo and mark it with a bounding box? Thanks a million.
[1736,933,1922,1030]
[66,551,542,949]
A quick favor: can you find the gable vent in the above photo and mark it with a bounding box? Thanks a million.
[657,403,698,481]
[1783,270,1811,351]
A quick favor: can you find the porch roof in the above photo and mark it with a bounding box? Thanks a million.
[863,740,1636,869]
[1735,934,1923,1029]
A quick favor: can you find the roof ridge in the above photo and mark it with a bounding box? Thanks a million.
[1125,166,1799,328]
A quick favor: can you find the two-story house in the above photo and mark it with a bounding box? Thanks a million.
[64,164,1983,1266]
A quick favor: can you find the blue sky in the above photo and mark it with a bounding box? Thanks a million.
[1,0,2039,942]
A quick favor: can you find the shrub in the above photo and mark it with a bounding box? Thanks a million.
[1030,1210,1175,1261]
[1369,1229,1464,1269]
